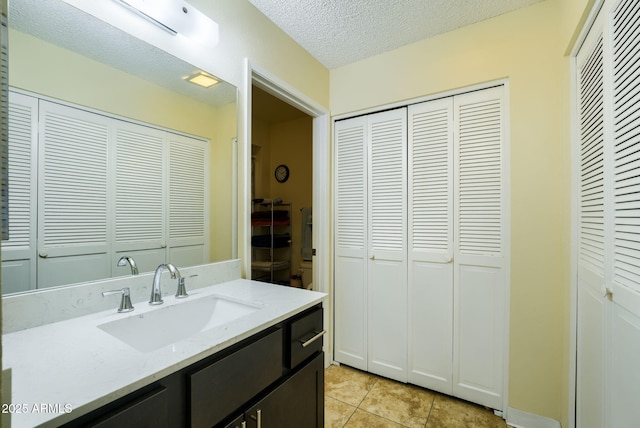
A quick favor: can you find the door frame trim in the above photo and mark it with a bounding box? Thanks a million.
[241,59,332,368]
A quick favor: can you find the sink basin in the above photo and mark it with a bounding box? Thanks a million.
[98,295,262,353]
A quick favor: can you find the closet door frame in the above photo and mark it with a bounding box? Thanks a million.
[332,79,511,414]
[571,0,640,426]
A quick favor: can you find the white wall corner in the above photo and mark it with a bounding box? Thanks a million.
[506,407,561,428]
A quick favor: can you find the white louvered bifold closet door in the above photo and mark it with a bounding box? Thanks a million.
[367,108,408,381]
[408,98,454,394]
[452,87,506,410]
[609,0,640,425]
[334,116,368,370]
[167,134,208,267]
[37,100,111,288]
[1,91,38,293]
[114,121,166,275]
[576,9,606,427]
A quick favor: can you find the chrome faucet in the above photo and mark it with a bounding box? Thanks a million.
[149,263,181,305]
[117,255,139,276]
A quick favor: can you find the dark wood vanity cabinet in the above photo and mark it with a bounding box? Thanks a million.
[216,304,325,428]
[61,304,324,428]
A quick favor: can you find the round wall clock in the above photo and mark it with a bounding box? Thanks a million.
[274,164,289,183]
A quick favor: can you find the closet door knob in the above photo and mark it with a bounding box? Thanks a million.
[445,257,453,264]
[370,255,375,260]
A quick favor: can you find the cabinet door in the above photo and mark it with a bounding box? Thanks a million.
[452,87,506,410]
[2,91,38,293]
[334,117,368,370]
[367,108,408,382]
[37,100,111,288]
[245,352,324,428]
[113,121,166,274]
[168,133,208,266]
[609,1,640,424]
[408,98,454,394]
[189,328,283,428]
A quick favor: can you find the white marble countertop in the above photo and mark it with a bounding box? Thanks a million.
[2,279,326,427]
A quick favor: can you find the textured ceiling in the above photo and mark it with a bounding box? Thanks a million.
[248,0,544,69]
[9,0,236,108]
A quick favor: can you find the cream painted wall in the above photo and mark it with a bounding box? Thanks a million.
[188,0,329,107]
[251,119,272,199]
[330,0,588,425]
[9,29,236,265]
[210,102,238,262]
[184,0,330,276]
[269,116,313,274]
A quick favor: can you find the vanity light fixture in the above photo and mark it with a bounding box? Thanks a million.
[184,71,220,88]
[113,0,219,48]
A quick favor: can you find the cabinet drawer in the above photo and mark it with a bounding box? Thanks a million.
[288,306,324,369]
[89,386,168,428]
[189,328,283,428]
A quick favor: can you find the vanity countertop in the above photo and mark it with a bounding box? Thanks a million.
[2,279,326,428]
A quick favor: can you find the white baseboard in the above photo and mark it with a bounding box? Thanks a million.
[506,407,561,428]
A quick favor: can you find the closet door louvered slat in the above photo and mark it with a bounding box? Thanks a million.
[610,1,640,426]
[1,92,38,293]
[114,122,166,273]
[576,16,606,428]
[452,87,505,410]
[334,117,368,370]
[37,101,111,287]
[457,98,503,256]
[367,108,407,381]
[407,98,454,394]
[168,135,208,267]
[612,0,640,302]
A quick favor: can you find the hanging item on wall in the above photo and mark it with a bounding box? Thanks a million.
[274,164,289,183]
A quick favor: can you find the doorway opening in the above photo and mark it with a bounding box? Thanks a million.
[250,86,313,288]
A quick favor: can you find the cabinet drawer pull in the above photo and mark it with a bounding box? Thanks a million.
[241,422,246,428]
[257,409,262,428]
[299,330,326,348]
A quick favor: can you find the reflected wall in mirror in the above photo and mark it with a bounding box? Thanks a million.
[1,0,238,295]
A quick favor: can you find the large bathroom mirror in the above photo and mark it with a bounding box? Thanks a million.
[1,0,238,295]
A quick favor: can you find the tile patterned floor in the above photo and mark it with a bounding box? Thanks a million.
[325,364,508,428]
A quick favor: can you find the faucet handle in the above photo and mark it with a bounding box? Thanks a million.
[102,287,134,313]
[175,275,197,299]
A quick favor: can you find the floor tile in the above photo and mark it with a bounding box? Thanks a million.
[325,396,357,428]
[325,365,378,407]
[359,377,435,428]
[344,409,406,428]
[425,394,506,428]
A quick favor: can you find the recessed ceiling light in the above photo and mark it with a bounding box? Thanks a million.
[184,71,219,88]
